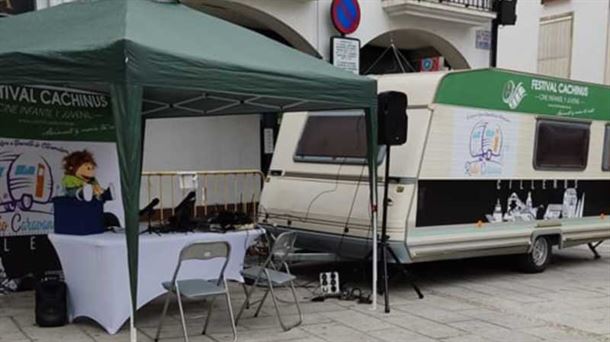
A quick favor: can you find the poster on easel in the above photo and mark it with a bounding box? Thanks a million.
[0,85,122,292]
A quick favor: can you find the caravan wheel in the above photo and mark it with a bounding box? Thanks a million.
[518,236,551,273]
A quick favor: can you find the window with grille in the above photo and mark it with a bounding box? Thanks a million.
[538,14,573,78]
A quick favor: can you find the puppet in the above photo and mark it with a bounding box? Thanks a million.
[61,150,113,202]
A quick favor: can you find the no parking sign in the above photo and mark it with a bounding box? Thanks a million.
[331,0,360,35]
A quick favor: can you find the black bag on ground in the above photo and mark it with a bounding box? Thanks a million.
[35,278,67,327]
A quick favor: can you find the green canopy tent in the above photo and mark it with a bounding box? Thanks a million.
[0,0,380,333]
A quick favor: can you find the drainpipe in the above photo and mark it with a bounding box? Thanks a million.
[490,0,501,67]
[490,17,499,67]
[490,0,518,67]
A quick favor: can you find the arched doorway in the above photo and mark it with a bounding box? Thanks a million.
[182,0,319,57]
[361,29,470,75]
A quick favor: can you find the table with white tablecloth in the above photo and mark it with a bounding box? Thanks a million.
[48,228,264,334]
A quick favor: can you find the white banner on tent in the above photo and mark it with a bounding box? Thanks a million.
[0,85,122,296]
[0,85,123,237]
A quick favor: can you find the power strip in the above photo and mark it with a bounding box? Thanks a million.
[319,271,340,296]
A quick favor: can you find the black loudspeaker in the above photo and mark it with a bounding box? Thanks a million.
[35,278,67,327]
[377,91,408,146]
[495,0,517,26]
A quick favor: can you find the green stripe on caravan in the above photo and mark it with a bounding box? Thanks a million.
[434,68,610,121]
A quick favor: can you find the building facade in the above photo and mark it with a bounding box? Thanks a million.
[498,0,610,85]
[182,0,496,71]
[37,0,497,70]
[32,0,501,176]
[5,0,606,287]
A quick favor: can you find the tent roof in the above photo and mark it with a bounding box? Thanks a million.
[0,0,376,115]
[0,0,380,317]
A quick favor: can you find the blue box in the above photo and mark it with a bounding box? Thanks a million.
[53,196,105,235]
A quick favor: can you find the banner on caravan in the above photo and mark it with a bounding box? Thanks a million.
[435,69,610,120]
[451,109,520,178]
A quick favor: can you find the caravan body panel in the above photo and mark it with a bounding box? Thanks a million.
[260,69,610,263]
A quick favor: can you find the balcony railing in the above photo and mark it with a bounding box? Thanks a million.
[382,0,497,25]
[420,0,494,12]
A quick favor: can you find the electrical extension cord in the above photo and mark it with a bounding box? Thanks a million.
[310,287,372,304]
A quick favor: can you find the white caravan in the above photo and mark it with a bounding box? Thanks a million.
[259,69,610,272]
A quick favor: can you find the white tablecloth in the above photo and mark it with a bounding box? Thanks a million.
[48,229,263,334]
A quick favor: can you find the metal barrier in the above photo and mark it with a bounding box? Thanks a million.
[141,170,264,222]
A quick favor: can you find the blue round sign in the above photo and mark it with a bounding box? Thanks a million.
[331,0,361,35]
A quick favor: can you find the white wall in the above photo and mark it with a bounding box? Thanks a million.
[38,0,493,70]
[342,0,492,68]
[142,115,260,172]
[498,0,610,83]
[140,115,261,208]
[497,0,542,73]
[606,7,610,84]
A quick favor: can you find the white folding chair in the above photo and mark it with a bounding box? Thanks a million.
[235,231,302,331]
[154,241,237,342]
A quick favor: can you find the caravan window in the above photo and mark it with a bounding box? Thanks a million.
[602,125,610,171]
[534,119,590,170]
[294,111,384,164]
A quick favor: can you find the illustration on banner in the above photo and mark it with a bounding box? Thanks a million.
[465,119,505,176]
[487,186,586,223]
[453,110,519,178]
[502,80,527,110]
[469,120,503,161]
[0,152,55,214]
[0,139,122,237]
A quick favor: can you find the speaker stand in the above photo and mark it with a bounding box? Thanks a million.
[379,145,423,313]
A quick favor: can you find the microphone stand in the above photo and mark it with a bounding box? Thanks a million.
[147,210,153,234]
[138,209,155,235]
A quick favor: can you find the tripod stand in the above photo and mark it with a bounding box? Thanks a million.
[379,145,423,313]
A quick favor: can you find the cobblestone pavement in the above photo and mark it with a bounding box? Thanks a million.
[1,244,609,342]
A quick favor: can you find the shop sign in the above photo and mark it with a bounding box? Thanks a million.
[331,36,360,74]
[476,30,491,50]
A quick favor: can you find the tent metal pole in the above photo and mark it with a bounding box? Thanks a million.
[130,308,136,342]
[110,84,144,342]
[130,115,147,342]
